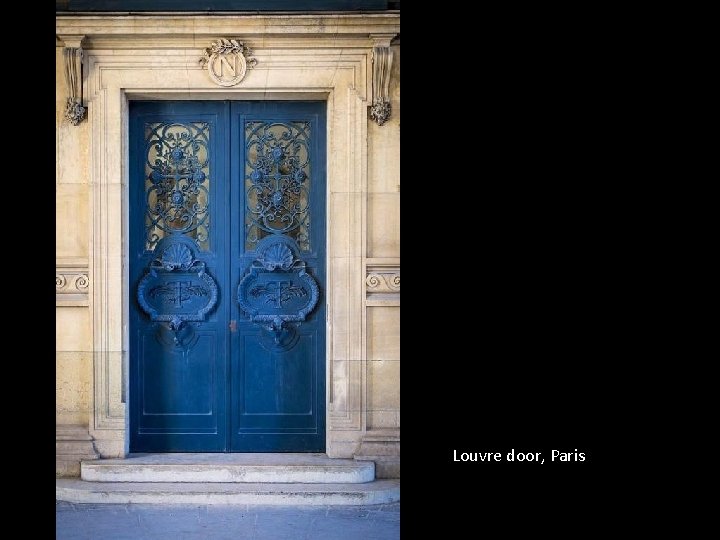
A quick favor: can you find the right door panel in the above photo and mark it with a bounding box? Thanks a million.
[229,101,326,452]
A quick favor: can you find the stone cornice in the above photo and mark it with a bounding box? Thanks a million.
[56,14,400,45]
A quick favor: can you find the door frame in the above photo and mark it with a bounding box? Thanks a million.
[61,18,399,458]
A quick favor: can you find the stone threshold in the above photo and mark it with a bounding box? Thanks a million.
[56,479,400,505]
[81,453,375,483]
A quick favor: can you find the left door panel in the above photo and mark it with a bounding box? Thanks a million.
[129,101,229,452]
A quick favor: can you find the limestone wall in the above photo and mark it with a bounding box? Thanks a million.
[55,14,400,477]
[56,44,92,427]
[366,44,400,432]
[56,43,96,476]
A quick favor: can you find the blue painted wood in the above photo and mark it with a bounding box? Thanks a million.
[230,101,326,452]
[61,1,388,12]
[130,100,325,452]
[130,101,230,452]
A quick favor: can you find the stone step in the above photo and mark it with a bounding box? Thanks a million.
[56,479,400,505]
[81,453,375,484]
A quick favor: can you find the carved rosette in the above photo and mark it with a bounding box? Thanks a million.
[369,99,391,126]
[65,99,86,126]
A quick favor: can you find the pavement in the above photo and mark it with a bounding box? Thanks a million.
[56,501,400,540]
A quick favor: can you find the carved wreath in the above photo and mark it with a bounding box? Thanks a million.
[199,39,257,67]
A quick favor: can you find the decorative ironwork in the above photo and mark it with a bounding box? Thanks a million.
[245,121,311,251]
[237,236,319,350]
[250,281,308,308]
[137,237,218,346]
[144,122,211,251]
[148,281,211,308]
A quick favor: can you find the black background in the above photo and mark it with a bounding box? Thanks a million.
[398,4,614,528]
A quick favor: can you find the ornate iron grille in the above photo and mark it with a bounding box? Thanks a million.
[144,122,211,251]
[245,121,311,251]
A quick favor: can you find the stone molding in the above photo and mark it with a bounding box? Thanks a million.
[56,259,90,307]
[56,424,99,477]
[366,268,400,294]
[366,262,399,304]
[56,14,400,39]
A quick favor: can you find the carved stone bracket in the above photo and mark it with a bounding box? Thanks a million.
[60,36,86,125]
[57,259,90,306]
[369,35,395,126]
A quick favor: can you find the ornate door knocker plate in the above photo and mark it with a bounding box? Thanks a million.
[137,236,218,347]
[237,236,319,350]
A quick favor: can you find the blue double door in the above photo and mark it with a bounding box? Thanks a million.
[129,101,326,452]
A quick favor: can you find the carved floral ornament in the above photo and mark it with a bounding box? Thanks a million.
[370,44,394,126]
[63,46,86,125]
[200,39,257,87]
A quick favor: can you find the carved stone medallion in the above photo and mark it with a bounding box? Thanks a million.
[200,39,257,87]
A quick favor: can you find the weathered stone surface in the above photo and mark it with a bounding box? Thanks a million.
[82,453,374,483]
[56,425,98,478]
[56,479,400,505]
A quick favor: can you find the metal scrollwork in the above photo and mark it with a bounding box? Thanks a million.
[237,236,319,351]
[137,237,218,347]
[144,122,211,251]
[245,121,311,251]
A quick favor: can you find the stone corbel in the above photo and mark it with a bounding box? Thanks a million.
[59,35,86,125]
[369,35,396,126]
